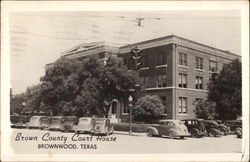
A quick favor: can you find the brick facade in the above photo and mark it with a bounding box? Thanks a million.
[118,35,240,121]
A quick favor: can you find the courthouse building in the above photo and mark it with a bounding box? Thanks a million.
[46,35,241,123]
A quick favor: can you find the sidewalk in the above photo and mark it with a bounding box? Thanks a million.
[114,131,147,136]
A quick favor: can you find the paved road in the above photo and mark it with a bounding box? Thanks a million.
[10,128,242,154]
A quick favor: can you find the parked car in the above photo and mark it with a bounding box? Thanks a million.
[182,119,206,138]
[203,120,222,137]
[14,115,31,128]
[10,114,19,128]
[147,120,190,139]
[49,116,63,131]
[90,118,113,135]
[74,117,93,133]
[27,116,51,129]
[61,116,78,132]
[224,120,242,133]
[214,120,229,135]
[235,127,242,138]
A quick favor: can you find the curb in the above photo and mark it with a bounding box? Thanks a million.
[114,131,147,136]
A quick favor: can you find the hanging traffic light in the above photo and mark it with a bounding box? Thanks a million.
[131,46,143,71]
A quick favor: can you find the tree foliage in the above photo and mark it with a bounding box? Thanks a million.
[194,59,242,120]
[193,99,218,120]
[39,55,142,117]
[133,95,165,123]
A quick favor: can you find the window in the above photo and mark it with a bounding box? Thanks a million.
[179,53,187,66]
[142,55,149,67]
[195,76,203,89]
[140,76,148,87]
[122,105,130,114]
[160,96,167,114]
[209,60,217,72]
[179,74,187,88]
[179,97,187,114]
[157,53,167,65]
[157,74,167,87]
[196,57,203,69]
[127,59,133,70]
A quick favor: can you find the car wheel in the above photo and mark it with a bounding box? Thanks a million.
[191,129,200,138]
[147,130,154,137]
[180,136,184,139]
[221,130,227,136]
[169,131,175,139]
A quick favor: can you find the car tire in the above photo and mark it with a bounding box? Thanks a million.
[221,130,227,136]
[147,130,154,137]
[191,129,200,138]
[169,131,175,139]
[180,136,184,139]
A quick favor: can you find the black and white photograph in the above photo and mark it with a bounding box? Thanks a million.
[1,1,249,162]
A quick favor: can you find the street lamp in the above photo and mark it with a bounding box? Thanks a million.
[128,95,133,135]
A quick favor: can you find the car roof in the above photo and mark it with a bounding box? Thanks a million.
[52,116,63,118]
[79,117,92,119]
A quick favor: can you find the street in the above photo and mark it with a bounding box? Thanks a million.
[10,128,242,154]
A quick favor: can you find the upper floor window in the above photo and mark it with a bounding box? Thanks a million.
[195,76,203,89]
[178,97,187,114]
[157,52,167,65]
[179,53,187,66]
[209,60,217,72]
[157,74,167,87]
[196,57,203,69]
[142,55,149,67]
[160,96,167,114]
[140,76,148,88]
[179,74,187,88]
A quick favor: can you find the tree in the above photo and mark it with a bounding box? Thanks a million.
[193,99,218,120]
[99,56,142,117]
[10,92,26,114]
[196,59,242,120]
[40,55,143,117]
[133,95,165,123]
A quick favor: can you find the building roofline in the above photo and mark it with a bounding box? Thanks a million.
[119,34,240,57]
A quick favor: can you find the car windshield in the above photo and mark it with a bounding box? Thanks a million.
[51,118,61,124]
[95,120,105,124]
[80,118,89,122]
[41,118,49,122]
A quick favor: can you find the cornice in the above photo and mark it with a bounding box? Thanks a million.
[119,35,240,61]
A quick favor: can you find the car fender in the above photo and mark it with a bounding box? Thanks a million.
[210,128,221,135]
[147,127,158,135]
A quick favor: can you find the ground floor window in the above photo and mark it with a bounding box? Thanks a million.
[160,96,167,114]
[122,105,130,114]
[178,97,187,114]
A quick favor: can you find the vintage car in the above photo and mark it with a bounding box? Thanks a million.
[235,127,242,138]
[224,120,242,133]
[27,116,51,129]
[147,120,190,139]
[61,116,78,132]
[182,119,206,138]
[90,118,114,135]
[213,120,229,135]
[74,117,93,133]
[49,116,63,131]
[10,114,19,128]
[203,120,222,137]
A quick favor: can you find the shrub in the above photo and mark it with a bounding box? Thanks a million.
[113,123,152,133]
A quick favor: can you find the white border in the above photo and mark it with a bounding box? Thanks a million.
[1,1,249,161]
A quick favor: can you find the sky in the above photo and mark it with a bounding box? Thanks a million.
[9,10,241,94]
